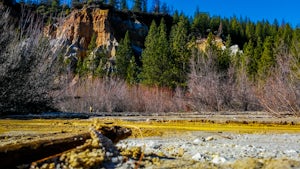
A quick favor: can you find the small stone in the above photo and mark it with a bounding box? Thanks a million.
[212,155,227,164]
[205,136,214,142]
[193,138,202,144]
[192,153,208,161]
[111,157,119,163]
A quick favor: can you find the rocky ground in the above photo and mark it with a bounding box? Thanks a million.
[116,131,300,168]
[1,112,300,168]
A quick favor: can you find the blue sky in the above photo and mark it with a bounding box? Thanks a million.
[162,0,300,27]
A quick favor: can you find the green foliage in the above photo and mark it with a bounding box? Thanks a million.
[88,33,97,54]
[126,56,139,84]
[243,40,255,79]
[218,35,231,72]
[142,0,147,12]
[94,50,109,77]
[258,36,275,79]
[108,0,117,8]
[192,13,210,38]
[120,0,128,10]
[132,0,142,12]
[169,16,191,87]
[140,19,174,88]
[115,31,135,81]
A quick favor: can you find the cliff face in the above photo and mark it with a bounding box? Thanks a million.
[46,7,117,59]
[46,6,172,60]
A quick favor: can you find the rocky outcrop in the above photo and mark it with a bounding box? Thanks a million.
[46,6,172,63]
[46,7,117,60]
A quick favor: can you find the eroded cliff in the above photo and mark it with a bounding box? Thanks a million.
[46,5,172,61]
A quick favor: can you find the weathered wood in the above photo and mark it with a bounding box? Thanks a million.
[0,133,91,168]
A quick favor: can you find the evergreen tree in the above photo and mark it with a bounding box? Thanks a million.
[218,34,231,72]
[140,20,159,85]
[169,16,190,87]
[157,19,173,87]
[115,31,134,80]
[251,37,263,81]
[255,22,264,40]
[50,0,59,15]
[142,0,147,12]
[245,21,255,40]
[161,2,169,14]
[192,13,210,38]
[258,36,275,79]
[152,0,160,13]
[282,24,293,46]
[172,10,180,24]
[242,40,256,79]
[108,0,117,7]
[120,0,128,10]
[141,19,174,87]
[126,56,138,84]
[132,0,142,12]
[71,0,81,8]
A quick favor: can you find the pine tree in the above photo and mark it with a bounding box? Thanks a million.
[217,34,231,72]
[152,0,160,13]
[140,19,173,87]
[50,0,59,15]
[157,19,173,87]
[120,0,128,10]
[115,31,134,80]
[169,16,190,87]
[142,0,147,12]
[161,2,169,14]
[132,0,142,12]
[243,40,255,79]
[71,0,81,8]
[251,37,263,81]
[126,56,138,84]
[95,50,109,77]
[258,36,275,79]
[140,20,160,85]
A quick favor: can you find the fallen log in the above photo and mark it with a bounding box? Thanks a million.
[0,125,132,168]
[0,132,90,168]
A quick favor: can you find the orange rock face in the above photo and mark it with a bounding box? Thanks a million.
[55,7,114,50]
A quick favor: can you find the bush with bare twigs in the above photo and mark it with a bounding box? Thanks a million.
[58,77,186,113]
[0,8,64,114]
[254,44,300,116]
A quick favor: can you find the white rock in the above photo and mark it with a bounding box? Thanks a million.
[205,136,214,142]
[193,138,202,144]
[212,155,227,164]
[192,153,208,161]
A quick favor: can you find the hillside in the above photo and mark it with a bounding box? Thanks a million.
[0,1,299,115]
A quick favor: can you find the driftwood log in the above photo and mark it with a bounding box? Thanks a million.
[0,126,131,168]
[0,133,91,168]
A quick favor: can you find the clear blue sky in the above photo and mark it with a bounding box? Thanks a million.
[162,0,300,27]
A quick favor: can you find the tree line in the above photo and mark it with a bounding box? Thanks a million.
[1,0,299,114]
[12,0,171,14]
[68,1,299,92]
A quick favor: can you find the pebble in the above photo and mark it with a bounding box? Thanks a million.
[192,153,209,161]
[205,136,214,142]
[193,138,202,144]
[212,155,227,164]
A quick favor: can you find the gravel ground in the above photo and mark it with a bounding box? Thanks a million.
[116,131,300,168]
